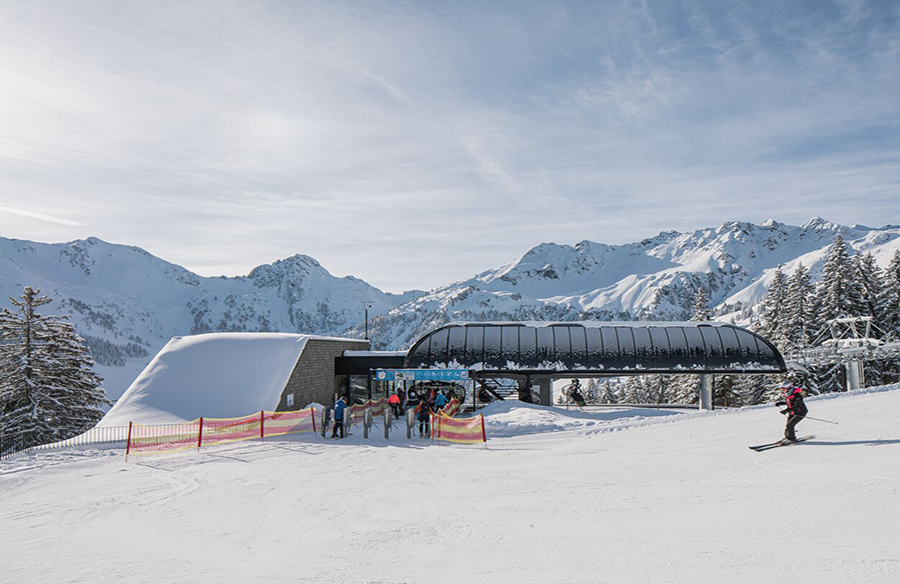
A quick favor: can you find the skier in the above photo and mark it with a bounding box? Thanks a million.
[331,396,347,438]
[567,379,585,407]
[388,391,402,418]
[415,400,432,438]
[775,383,808,443]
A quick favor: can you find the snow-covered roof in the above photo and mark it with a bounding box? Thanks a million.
[406,321,785,374]
[99,333,336,426]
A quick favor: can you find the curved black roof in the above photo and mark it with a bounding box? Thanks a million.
[404,321,786,375]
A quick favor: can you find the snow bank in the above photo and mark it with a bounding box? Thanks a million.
[481,400,689,436]
[98,333,312,426]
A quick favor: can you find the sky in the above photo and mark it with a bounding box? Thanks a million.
[0,0,899,293]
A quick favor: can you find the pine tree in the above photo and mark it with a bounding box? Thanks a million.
[880,251,900,384]
[713,375,740,407]
[621,376,650,404]
[598,379,619,404]
[882,250,900,336]
[759,265,789,349]
[814,234,861,339]
[691,288,712,321]
[783,263,815,351]
[853,253,888,327]
[0,287,108,449]
[670,375,699,405]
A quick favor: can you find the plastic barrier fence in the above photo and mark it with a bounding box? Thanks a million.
[432,411,487,445]
[439,398,461,417]
[126,407,317,457]
[349,398,388,422]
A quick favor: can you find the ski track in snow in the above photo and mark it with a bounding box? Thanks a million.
[2,386,900,583]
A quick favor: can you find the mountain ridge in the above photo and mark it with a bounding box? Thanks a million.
[2,218,899,400]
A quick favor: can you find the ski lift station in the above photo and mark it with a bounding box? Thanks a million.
[100,322,787,426]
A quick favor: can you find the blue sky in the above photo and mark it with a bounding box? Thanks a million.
[0,0,898,292]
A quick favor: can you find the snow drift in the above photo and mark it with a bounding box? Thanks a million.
[99,333,315,426]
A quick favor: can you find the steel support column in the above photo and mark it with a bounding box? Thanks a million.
[845,359,865,391]
[538,378,552,406]
[699,374,713,411]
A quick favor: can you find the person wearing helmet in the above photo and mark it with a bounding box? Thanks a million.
[775,383,808,442]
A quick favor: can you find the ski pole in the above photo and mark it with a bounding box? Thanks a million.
[805,416,838,425]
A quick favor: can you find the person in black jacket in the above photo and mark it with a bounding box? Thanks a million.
[776,384,808,442]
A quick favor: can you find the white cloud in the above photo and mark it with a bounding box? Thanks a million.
[0,1,898,292]
[0,206,84,226]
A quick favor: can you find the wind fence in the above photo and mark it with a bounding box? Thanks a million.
[126,407,317,458]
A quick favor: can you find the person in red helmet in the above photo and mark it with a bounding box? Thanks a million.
[776,383,808,443]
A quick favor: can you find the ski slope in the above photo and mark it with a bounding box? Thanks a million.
[2,387,899,584]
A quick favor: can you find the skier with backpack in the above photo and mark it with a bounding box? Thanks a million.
[331,396,347,438]
[415,400,432,438]
[775,383,808,443]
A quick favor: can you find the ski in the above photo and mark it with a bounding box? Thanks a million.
[749,435,814,452]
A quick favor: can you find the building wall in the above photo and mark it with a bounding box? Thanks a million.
[277,338,369,410]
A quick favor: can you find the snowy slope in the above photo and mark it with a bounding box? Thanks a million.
[2,386,899,583]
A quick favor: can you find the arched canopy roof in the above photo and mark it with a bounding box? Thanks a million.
[404,321,786,375]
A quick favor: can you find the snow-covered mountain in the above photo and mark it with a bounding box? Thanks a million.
[2,218,899,400]
[0,237,421,400]
[362,218,900,348]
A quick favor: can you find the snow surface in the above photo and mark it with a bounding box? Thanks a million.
[3,387,900,583]
[98,333,333,426]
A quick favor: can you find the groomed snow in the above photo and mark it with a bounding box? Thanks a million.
[98,333,336,426]
[3,387,900,583]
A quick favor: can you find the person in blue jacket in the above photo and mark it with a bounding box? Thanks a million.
[434,389,449,412]
[331,396,347,438]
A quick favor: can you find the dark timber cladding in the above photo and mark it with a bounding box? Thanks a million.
[404,321,787,375]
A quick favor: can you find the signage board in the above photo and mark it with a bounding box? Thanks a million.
[372,369,470,382]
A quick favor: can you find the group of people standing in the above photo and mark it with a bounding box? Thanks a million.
[331,385,454,439]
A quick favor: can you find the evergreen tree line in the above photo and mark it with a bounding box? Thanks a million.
[0,287,108,452]
[585,236,900,407]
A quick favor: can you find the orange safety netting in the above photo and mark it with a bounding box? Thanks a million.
[349,398,388,422]
[438,398,461,417]
[432,411,487,444]
[126,407,317,457]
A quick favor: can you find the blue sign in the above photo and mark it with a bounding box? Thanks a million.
[372,369,470,382]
